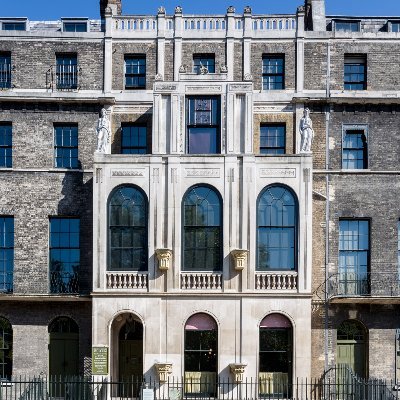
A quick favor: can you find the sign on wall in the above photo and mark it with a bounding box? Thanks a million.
[92,347,109,375]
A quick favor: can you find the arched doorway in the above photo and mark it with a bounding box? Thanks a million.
[118,315,143,379]
[111,313,144,398]
[259,313,293,397]
[184,313,218,396]
[49,316,79,377]
[337,320,367,378]
[0,317,12,380]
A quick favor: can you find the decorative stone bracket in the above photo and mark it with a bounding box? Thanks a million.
[154,362,172,383]
[229,363,247,383]
[155,249,173,271]
[231,249,248,271]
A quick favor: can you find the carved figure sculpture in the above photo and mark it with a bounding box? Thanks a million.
[199,62,208,75]
[96,108,110,153]
[299,108,314,153]
[227,6,235,13]
[175,6,182,13]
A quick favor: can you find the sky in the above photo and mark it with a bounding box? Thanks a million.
[2,0,400,19]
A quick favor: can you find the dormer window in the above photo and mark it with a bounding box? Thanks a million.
[389,21,400,32]
[334,20,360,32]
[1,19,26,31]
[62,18,88,32]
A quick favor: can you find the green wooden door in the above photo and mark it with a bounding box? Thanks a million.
[337,339,366,378]
[49,332,79,376]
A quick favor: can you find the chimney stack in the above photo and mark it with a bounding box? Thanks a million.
[100,0,122,18]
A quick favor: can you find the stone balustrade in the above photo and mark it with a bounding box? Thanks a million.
[106,272,148,290]
[255,272,298,290]
[112,15,297,33]
[181,272,223,290]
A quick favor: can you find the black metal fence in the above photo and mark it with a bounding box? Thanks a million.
[0,368,398,400]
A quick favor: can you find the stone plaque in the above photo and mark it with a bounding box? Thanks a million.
[141,388,155,400]
[259,168,296,178]
[111,169,145,177]
[185,168,220,178]
[92,347,108,375]
[185,85,222,93]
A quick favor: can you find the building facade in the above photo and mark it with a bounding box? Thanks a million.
[0,0,400,392]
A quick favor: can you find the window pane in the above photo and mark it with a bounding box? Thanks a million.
[262,55,285,90]
[260,125,285,154]
[56,54,78,89]
[125,55,146,89]
[49,217,80,294]
[108,186,148,271]
[339,219,370,295]
[0,124,12,167]
[257,186,297,271]
[0,217,13,294]
[54,125,78,168]
[121,125,148,154]
[342,129,367,169]
[183,186,222,271]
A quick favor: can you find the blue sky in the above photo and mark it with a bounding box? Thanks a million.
[2,0,400,19]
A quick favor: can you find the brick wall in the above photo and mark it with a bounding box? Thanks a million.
[250,42,296,91]
[0,302,91,376]
[181,42,226,73]
[112,42,157,91]
[0,40,103,91]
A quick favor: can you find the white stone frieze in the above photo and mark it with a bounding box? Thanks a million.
[185,85,222,93]
[185,168,220,178]
[259,168,296,178]
[111,169,146,177]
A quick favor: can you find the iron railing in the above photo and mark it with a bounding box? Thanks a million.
[314,271,400,302]
[0,61,11,89]
[0,370,398,400]
[46,64,81,90]
[0,272,13,293]
[49,270,79,294]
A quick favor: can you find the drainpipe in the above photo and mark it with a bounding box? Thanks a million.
[324,40,331,372]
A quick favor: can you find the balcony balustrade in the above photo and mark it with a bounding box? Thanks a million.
[46,64,81,91]
[180,272,222,290]
[255,272,298,290]
[0,61,11,89]
[106,272,148,290]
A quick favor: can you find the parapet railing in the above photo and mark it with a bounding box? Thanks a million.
[112,15,297,33]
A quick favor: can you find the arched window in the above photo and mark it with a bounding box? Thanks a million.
[257,185,297,271]
[183,186,222,271]
[108,186,148,271]
[259,313,292,397]
[0,317,12,380]
[184,313,217,395]
[49,317,79,378]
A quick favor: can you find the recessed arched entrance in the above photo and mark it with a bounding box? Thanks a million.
[259,313,293,397]
[48,316,79,377]
[111,312,143,397]
[337,319,367,378]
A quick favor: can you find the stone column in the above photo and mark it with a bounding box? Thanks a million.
[104,7,113,94]
[296,6,305,94]
[157,7,166,80]
[173,7,183,82]
[243,7,252,79]
[226,6,235,81]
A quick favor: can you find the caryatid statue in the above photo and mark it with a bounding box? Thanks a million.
[299,108,314,153]
[96,108,110,153]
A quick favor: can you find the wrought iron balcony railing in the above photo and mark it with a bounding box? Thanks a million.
[46,64,81,90]
[49,270,79,294]
[314,271,400,302]
[0,62,12,89]
[0,272,13,293]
